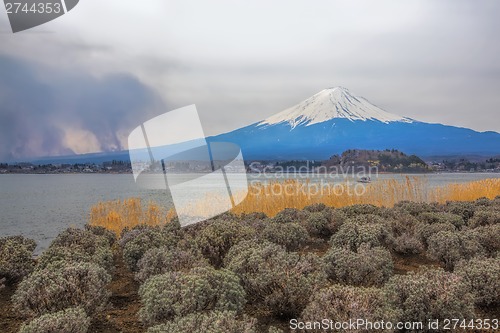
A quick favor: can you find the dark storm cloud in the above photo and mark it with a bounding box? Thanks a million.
[0,55,166,161]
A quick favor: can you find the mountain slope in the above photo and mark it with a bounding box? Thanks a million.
[209,87,500,160]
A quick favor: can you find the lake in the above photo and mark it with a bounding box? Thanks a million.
[1,173,499,253]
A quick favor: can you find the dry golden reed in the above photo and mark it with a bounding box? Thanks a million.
[89,177,500,234]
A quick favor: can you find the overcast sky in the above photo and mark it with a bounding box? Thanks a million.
[1,0,499,160]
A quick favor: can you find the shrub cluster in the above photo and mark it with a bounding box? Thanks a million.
[455,257,500,307]
[0,236,36,283]
[384,268,475,324]
[468,208,500,228]
[122,226,180,271]
[135,246,209,283]
[300,285,398,333]
[193,218,256,267]
[417,212,465,229]
[18,307,91,333]
[261,221,309,251]
[323,244,393,287]
[146,311,257,333]
[427,230,486,270]
[13,261,111,318]
[330,215,392,251]
[37,228,113,272]
[138,266,246,326]
[393,201,438,216]
[224,240,326,317]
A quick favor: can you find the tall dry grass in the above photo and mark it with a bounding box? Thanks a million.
[88,177,500,234]
[88,198,175,235]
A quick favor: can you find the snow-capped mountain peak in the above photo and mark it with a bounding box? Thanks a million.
[259,87,413,128]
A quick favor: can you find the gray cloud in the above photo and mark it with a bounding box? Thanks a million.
[0,0,499,159]
[0,55,166,161]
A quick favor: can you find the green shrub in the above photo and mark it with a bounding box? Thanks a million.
[300,285,398,333]
[18,307,90,333]
[467,224,500,255]
[272,208,309,224]
[122,227,180,271]
[36,244,113,272]
[416,222,456,248]
[138,266,246,326]
[12,262,111,318]
[385,214,425,254]
[146,311,257,333]
[444,201,476,224]
[303,203,327,212]
[321,208,347,234]
[194,218,255,267]
[427,230,485,270]
[474,197,491,207]
[51,228,109,253]
[84,224,116,246]
[468,208,500,228]
[0,236,36,282]
[323,244,393,287]
[224,240,326,317]
[302,212,330,237]
[455,257,500,307]
[339,204,382,217]
[394,201,438,216]
[135,246,210,283]
[262,221,309,251]
[330,215,392,251]
[417,212,465,229]
[384,268,474,324]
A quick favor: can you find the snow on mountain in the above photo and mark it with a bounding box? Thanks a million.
[258,87,413,128]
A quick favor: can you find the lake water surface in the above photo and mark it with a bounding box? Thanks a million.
[1,173,498,253]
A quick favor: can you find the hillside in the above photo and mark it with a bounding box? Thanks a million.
[323,149,430,173]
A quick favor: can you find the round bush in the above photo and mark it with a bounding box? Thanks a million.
[444,201,476,224]
[51,228,109,253]
[194,218,256,267]
[300,285,398,333]
[416,222,456,248]
[146,311,257,333]
[122,227,180,271]
[262,221,309,251]
[385,215,425,255]
[467,224,500,255]
[455,257,500,307]
[135,246,210,283]
[0,236,36,282]
[321,208,347,234]
[12,262,111,318]
[339,204,382,217]
[19,307,90,333]
[427,230,485,270]
[330,215,392,251]
[394,201,438,216]
[272,208,309,224]
[303,203,327,213]
[84,224,117,246]
[36,244,113,272]
[302,212,330,237]
[384,268,474,324]
[224,240,326,317]
[138,266,246,326]
[417,212,465,229]
[323,244,394,287]
[468,209,500,228]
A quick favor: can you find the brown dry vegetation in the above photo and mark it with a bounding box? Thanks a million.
[89,178,500,234]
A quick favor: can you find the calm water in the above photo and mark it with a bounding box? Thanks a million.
[1,173,499,253]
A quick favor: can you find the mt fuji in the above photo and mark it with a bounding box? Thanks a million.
[208,87,500,160]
